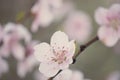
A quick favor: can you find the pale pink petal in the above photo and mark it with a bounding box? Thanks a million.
[64,11,92,43]
[39,63,59,77]
[50,31,69,50]
[12,43,25,61]
[31,8,54,32]
[53,69,72,80]
[95,7,109,25]
[34,42,53,62]
[98,26,119,47]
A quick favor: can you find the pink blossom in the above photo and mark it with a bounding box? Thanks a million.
[53,69,89,80]
[64,11,92,43]
[17,54,38,78]
[31,0,54,32]
[0,22,31,60]
[95,4,120,47]
[31,0,73,32]
[17,41,39,78]
[34,31,75,77]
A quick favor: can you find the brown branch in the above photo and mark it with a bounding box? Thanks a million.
[48,36,99,80]
[48,70,62,80]
[73,36,99,62]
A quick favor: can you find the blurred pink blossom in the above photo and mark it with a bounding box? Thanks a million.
[95,4,120,47]
[31,0,73,32]
[17,54,38,78]
[64,11,92,43]
[17,41,39,78]
[34,31,75,77]
[31,0,54,32]
[107,71,120,80]
[0,57,9,77]
[0,22,31,60]
[53,69,89,80]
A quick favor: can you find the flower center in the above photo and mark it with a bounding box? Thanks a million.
[52,49,67,64]
[110,18,120,30]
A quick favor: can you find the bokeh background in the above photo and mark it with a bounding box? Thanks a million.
[0,0,120,80]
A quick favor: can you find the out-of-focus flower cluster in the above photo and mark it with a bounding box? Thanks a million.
[0,22,39,78]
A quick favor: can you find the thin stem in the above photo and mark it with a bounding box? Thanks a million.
[73,36,99,61]
[48,36,99,80]
[48,70,62,80]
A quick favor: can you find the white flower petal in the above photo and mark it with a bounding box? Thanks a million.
[98,26,119,47]
[39,63,59,77]
[34,42,53,62]
[95,7,109,25]
[50,31,69,50]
